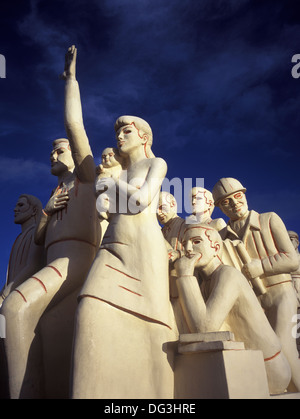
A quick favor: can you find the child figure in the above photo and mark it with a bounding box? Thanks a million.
[95,147,123,220]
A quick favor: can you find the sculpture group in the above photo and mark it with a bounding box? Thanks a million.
[0,46,299,399]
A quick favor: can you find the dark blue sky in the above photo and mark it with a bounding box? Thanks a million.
[0,0,300,288]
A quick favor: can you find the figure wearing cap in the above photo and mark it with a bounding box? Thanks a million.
[212,177,300,392]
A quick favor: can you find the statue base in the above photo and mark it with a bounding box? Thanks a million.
[174,332,270,399]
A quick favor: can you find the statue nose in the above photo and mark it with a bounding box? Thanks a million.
[185,242,193,253]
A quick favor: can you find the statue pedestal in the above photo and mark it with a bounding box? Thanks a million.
[174,332,270,399]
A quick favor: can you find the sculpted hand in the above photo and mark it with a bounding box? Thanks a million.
[96,164,106,176]
[174,253,201,276]
[44,191,69,215]
[60,45,77,80]
[242,258,264,280]
[168,249,181,263]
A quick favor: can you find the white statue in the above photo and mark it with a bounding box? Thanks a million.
[1,46,101,398]
[288,230,300,306]
[175,223,292,395]
[95,146,123,222]
[0,194,45,399]
[212,177,300,392]
[0,194,45,301]
[96,147,123,183]
[186,186,226,230]
[157,191,185,262]
[60,46,176,399]
[157,191,189,333]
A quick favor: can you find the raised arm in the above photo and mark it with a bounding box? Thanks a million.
[175,256,239,333]
[61,45,95,183]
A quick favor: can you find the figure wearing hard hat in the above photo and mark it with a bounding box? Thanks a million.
[212,177,300,392]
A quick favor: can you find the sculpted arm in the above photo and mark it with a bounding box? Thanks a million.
[175,257,238,333]
[262,213,299,274]
[243,213,299,280]
[62,46,95,183]
[203,270,240,330]
[116,158,167,211]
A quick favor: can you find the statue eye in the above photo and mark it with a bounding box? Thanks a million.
[221,199,230,206]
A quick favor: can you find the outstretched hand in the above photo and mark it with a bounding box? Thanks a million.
[60,45,77,80]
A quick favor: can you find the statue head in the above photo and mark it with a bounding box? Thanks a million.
[101,147,122,168]
[182,224,223,269]
[14,194,42,225]
[50,138,75,176]
[213,177,248,220]
[288,230,299,251]
[114,116,154,159]
[190,187,214,218]
[157,192,178,225]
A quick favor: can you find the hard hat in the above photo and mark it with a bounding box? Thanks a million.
[212,178,246,206]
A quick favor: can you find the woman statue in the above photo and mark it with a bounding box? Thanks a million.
[62,46,177,398]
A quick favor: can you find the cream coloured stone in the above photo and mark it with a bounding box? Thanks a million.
[288,230,300,306]
[95,146,124,223]
[179,340,245,354]
[175,223,292,395]
[213,177,300,392]
[185,186,226,230]
[0,194,45,301]
[175,349,270,399]
[157,191,189,334]
[60,46,178,399]
[179,331,235,344]
[4,45,300,400]
[1,45,101,399]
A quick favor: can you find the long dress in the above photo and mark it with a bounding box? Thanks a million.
[74,168,178,398]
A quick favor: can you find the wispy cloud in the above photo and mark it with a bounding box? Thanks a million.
[0,156,49,183]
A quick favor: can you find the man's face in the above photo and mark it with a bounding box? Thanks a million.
[183,227,217,269]
[157,195,176,225]
[101,148,119,168]
[219,191,248,220]
[191,187,213,216]
[14,196,34,225]
[50,145,74,176]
